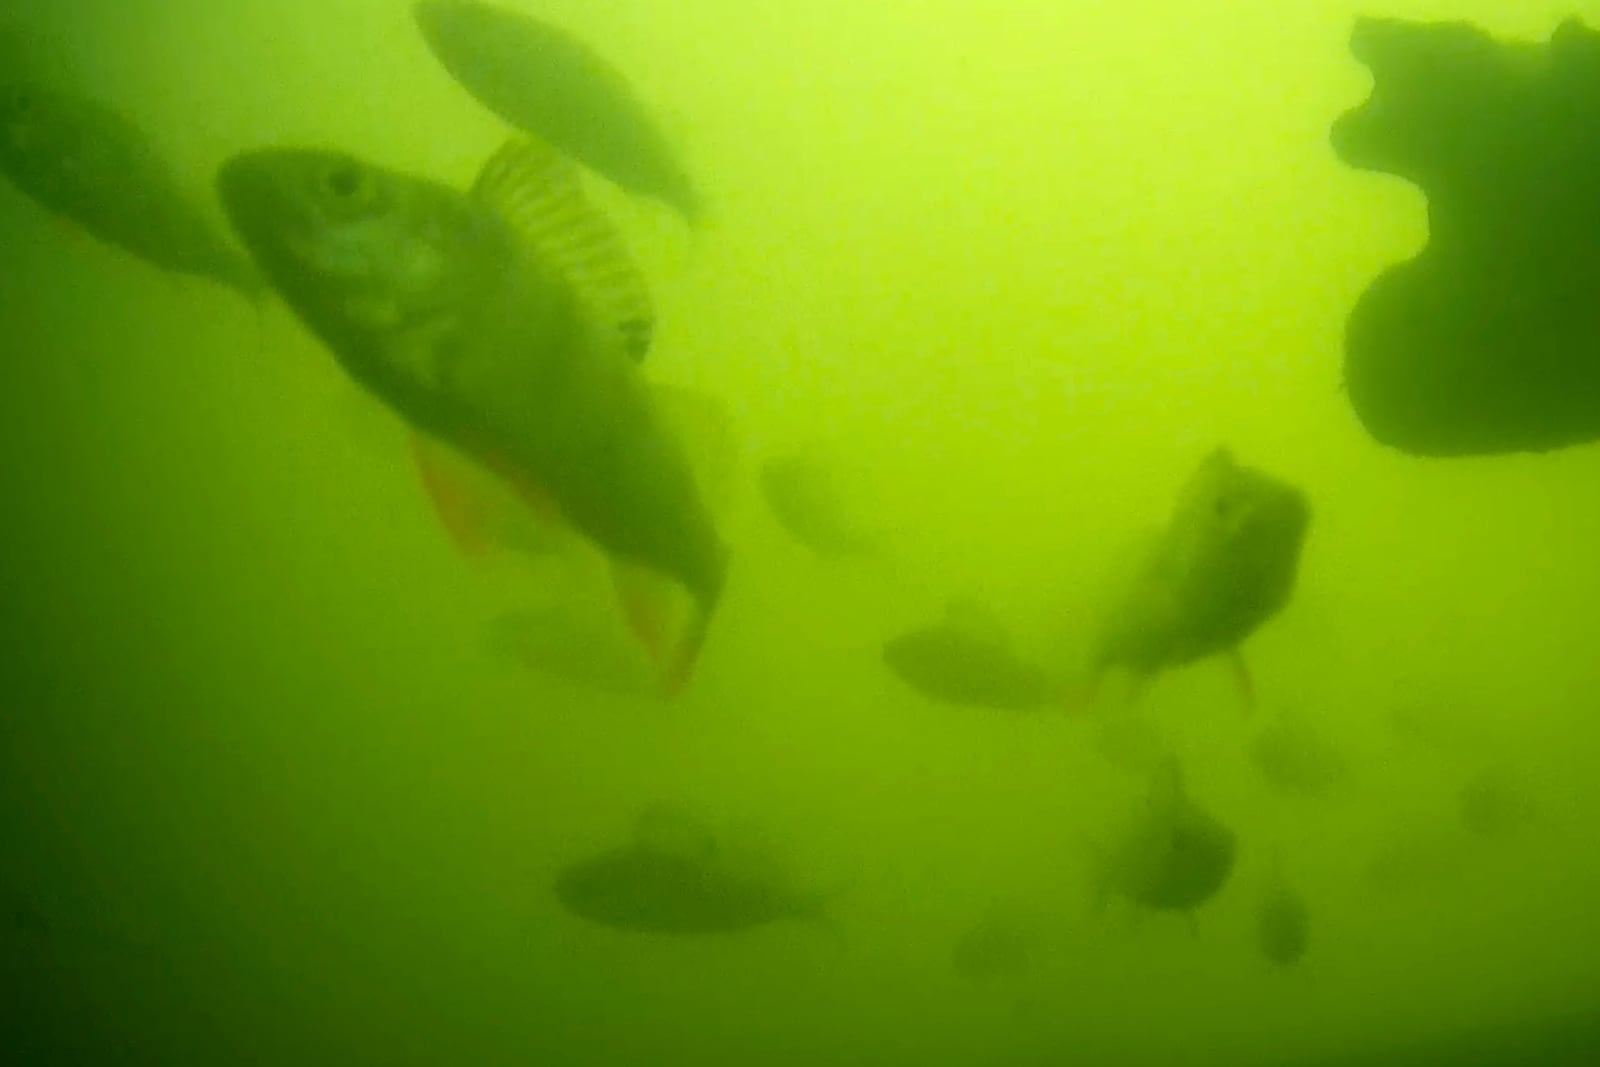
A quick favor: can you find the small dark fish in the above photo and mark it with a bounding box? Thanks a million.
[1248,714,1353,800]
[1087,447,1310,708]
[555,810,829,935]
[1254,853,1310,967]
[413,0,703,223]
[759,452,879,557]
[884,602,1057,711]
[1095,758,1237,916]
[217,137,726,696]
[0,79,259,298]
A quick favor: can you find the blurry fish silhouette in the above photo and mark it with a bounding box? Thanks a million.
[1092,757,1237,922]
[1248,711,1354,800]
[1081,447,1310,711]
[1254,850,1310,967]
[759,450,880,557]
[218,137,728,696]
[413,0,704,223]
[555,807,836,936]
[883,600,1058,711]
[0,78,260,299]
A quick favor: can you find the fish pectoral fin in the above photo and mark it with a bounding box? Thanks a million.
[411,435,574,559]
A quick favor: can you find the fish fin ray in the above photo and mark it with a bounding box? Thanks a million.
[472,136,655,362]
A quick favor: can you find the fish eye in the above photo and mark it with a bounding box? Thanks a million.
[5,87,32,117]
[322,162,369,202]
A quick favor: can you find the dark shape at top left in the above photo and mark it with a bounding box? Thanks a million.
[0,58,261,301]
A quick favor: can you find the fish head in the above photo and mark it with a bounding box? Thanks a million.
[216,147,514,395]
[1173,448,1310,589]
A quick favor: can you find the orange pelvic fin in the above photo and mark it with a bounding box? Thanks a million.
[410,435,573,560]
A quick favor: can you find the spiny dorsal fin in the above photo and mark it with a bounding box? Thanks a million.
[472,136,654,363]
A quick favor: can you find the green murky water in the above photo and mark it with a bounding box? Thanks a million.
[4,1,1600,1064]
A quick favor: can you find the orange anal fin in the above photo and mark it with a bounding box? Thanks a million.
[1229,650,1255,714]
[411,435,495,559]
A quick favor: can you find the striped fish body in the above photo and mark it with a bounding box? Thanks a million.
[216,141,725,690]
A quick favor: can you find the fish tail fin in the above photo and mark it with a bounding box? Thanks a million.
[610,552,725,699]
[662,547,730,698]
[662,598,713,699]
[612,563,673,665]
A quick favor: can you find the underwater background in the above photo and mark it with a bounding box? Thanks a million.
[4,0,1600,1063]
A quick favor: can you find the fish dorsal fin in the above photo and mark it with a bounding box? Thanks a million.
[472,136,655,363]
[633,804,717,861]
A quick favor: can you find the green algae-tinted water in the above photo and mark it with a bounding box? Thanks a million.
[4,1,1600,1064]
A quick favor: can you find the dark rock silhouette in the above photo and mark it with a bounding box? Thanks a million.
[1333,17,1600,456]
